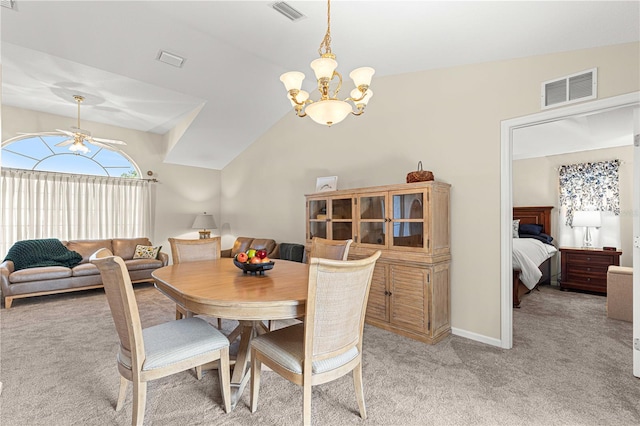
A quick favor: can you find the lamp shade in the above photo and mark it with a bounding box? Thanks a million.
[192,213,217,230]
[305,99,352,126]
[280,71,305,91]
[349,67,375,87]
[572,211,601,228]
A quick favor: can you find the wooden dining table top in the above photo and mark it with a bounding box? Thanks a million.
[152,258,309,321]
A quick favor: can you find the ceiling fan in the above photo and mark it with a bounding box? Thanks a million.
[55,95,126,154]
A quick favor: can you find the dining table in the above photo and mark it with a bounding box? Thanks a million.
[151,257,309,407]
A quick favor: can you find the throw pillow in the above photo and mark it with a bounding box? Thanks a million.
[512,220,520,238]
[133,244,161,259]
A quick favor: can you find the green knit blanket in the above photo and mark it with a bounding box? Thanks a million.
[4,239,83,271]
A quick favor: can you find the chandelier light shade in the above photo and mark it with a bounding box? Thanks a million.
[192,212,217,239]
[279,0,374,127]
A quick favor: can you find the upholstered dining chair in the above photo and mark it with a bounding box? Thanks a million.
[250,250,382,425]
[90,248,231,426]
[308,237,353,261]
[168,237,222,327]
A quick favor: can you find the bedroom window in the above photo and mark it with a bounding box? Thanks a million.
[558,159,620,248]
[0,135,151,257]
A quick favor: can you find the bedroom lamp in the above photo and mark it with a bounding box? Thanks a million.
[279,0,374,127]
[192,212,217,239]
[571,210,601,248]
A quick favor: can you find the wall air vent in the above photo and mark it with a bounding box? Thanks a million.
[271,2,306,22]
[541,68,597,109]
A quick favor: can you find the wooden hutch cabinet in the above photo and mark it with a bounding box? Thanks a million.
[305,181,451,344]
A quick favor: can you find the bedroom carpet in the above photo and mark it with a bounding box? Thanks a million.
[0,283,637,425]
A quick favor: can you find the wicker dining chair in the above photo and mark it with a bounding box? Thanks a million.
[168,237,223,327]
[90,248,231,426]
[250,250,381,425]
[308,237,353,261]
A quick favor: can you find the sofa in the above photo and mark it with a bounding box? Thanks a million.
[1,237,168,308]
[221,237,280,260]
[606,265,633,322]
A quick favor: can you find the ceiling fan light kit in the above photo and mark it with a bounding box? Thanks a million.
[55,95,126,154]
[279,0,374,127]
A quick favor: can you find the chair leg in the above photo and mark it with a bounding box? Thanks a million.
[218,347,231,413]
[132,380,147,426]
[250,349,261,413]
[303,380,312,426]
[176,305,185,320]
[217,318,222,329]
[353,362,367,419]
[195,366,203,380]
[115,376,128,412]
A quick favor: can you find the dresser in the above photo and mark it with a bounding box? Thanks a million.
[305,182,451,344]
[559,247,621,294]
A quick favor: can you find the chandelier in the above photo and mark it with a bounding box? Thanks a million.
[279,0,374,127]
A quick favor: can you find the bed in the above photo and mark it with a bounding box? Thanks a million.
[512,206,557,307]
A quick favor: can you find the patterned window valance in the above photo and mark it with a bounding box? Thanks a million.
[558,159,620,225]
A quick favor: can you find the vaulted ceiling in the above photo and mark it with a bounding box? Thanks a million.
[2,1,639,169]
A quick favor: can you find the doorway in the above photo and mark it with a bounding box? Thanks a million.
[500,92,639,349]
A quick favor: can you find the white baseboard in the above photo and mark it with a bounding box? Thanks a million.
[451,327,503,348]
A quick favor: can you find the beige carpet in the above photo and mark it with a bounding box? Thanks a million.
[1,284,638,425]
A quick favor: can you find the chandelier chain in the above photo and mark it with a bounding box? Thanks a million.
[318,0,332,57]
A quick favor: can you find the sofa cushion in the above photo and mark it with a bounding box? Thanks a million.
[10,266,72,283]
[124,259,164,271]
[71,263,100,277]
[230,237,255,257]
[66,240,113,264]
[250,238,277,255]
[112,238,152,260]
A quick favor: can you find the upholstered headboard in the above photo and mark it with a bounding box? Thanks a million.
[513,206,553,235]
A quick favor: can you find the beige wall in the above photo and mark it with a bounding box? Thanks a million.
[221,42,639,341]
[0,106,222,256]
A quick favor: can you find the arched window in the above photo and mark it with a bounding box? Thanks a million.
[1,134,151,257]
[1,134,140,178]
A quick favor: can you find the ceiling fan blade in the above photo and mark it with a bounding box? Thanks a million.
[91,141,119,152]
[54,138,75,147]
[91,136,126,145]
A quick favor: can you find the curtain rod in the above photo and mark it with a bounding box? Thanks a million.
[1,167,159,183]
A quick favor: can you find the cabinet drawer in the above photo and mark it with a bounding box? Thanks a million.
[565,269,607,286]
[564,252,615,266]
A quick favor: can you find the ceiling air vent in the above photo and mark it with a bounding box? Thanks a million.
[271,2,306,22]
[1,0,15,9]
[541,68,597,109]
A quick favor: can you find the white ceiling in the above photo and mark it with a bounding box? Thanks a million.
[2,1,639,169]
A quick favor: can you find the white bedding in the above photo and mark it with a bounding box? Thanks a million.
[513,238,557,290]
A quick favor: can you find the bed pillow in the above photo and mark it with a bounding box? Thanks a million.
[512,220,520,238]
[519,233,554,245]
[132,244,161,259]
[519,223,544,236]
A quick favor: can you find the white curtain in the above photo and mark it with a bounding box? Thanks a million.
[1,169,152,257]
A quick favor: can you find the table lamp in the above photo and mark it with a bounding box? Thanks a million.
[192,212,217,239]
[571,210,601,248]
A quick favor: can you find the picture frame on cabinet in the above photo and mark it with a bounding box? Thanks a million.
[315,176,338,192]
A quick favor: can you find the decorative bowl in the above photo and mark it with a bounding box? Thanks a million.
[233,258,275,275]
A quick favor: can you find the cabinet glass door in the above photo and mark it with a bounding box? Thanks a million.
[391,191,424,249]
[358,193,387,246]
[330,198,353,240]
[308,199,327,239]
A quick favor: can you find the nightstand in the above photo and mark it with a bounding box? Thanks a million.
[559,247,621,294]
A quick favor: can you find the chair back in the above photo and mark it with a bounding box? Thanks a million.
[90,248,145,371]
[309,237,353,261]
[304,251,381,362]
[169,237,221,264]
